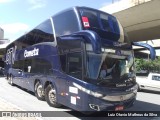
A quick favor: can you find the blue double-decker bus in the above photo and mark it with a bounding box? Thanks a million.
[4,7,155,112]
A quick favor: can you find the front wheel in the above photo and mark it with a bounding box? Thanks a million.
[45,84,61,108]
[35,81,45,101]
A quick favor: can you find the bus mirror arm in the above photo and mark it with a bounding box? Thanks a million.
[59,30,102,54]
[72,30,102,54]
[132,42,156,60]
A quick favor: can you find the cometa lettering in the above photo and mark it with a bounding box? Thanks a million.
[24,48,39,58]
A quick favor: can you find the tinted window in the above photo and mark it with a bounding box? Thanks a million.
[80,9,100,29]
[31,58,52,74]
[12,58,52,74]
[60,54,67,72]
[152,75,160,81]
[80,9,120,34]
[13,60,24,70]
[14,40,24,50]
[107,15,120,34]
[34,19,54,43]
[13,60,29,72]
[36,19,53,35]
[12,61,18,69]
[57,40,82,54]
[53,10,79,36]
[67,52,82,79]
[16,19,54,50]
[58,41,82,75]
[100,14,120,33]
[24,59,32,72]
[79,8,125,42]
[100,14,111,32]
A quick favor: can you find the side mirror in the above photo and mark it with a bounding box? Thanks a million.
[132,42,156,60]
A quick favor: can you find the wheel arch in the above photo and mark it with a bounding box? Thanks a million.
[44,81,58,93]
[44,80,62,107]
[34,79,45,91]
[44,81,52,90]
[34,79,40,87]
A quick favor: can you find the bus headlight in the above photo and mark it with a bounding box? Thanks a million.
[90,91,103,98]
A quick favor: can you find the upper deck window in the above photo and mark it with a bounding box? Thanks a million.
[79,8,120,34]
[14,19,55,50]
[53,10,79,36]
[79,8,126,42]
[80,9,100,29]
[31,19,55,43]
[100,14,120,34]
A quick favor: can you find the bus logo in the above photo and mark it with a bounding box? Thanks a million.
[24,48,39,58]
[5,46,17,65]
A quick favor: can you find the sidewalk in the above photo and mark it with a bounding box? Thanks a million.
[0,98,41,120]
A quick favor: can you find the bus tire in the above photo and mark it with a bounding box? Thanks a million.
[45,84,61,108]
[7,74,9,80]
[35,81,45,101]
[138,84,141,91]
[9,74,14,86]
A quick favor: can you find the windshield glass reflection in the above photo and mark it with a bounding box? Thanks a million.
[87,48,134,83]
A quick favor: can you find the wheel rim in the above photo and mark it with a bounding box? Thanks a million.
[48,88,56,104]
[37,85,43,97]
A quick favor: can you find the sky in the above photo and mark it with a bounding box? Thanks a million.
[0,0,114,41]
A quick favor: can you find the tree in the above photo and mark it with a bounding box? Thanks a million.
[135,57,160,73]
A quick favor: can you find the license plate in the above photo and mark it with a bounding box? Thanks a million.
[115,105,124,111]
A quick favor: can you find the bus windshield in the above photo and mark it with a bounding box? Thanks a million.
[86,48,135,85]
[79,8,125,43]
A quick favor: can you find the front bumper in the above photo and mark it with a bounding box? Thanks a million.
[85,85,138,112]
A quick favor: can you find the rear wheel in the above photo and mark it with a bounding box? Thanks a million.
[8,74,14,86]
[35,81,45,101]
[138,84,141,91]
[6,74,9,80]
[45,84,61,108]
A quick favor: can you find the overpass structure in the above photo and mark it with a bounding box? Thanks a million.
[100,0,160,42]
[100,0,160,57]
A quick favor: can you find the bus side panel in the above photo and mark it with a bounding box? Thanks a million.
[46,72,67,106]
[53,74,88,111]
[22,45,60,92]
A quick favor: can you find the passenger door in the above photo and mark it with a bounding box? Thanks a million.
[66,52,83,110]
[22,59,32,90]
[12,60,24,86]
[67,52,82,80]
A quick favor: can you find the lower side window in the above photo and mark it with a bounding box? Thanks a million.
[59,52,82,79]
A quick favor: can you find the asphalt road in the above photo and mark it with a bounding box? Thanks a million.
[0,77,160,120]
